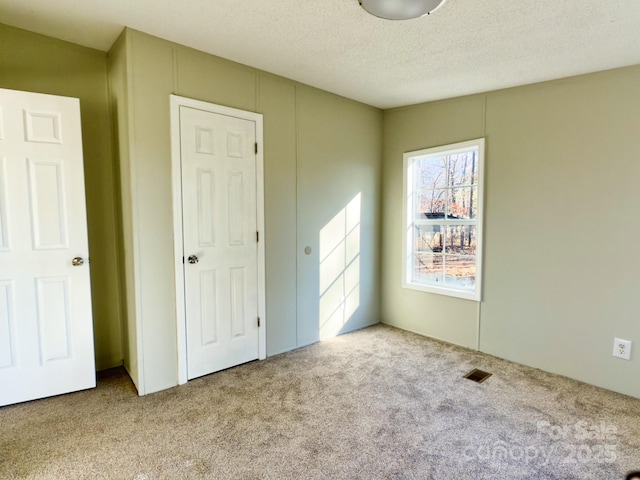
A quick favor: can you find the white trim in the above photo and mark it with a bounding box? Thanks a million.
[402,138,485,302]
[169,94,266,385]
[255,114,267,363]
[169,96,187,384]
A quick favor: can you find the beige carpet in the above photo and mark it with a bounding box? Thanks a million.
[1,325,639,479]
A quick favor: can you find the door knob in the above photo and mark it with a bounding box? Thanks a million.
[71,257,84,266]
[187,255,199,264]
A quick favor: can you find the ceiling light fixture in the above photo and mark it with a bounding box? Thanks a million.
[358,0,447,20]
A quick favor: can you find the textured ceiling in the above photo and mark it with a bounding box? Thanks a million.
[1,0,639,109]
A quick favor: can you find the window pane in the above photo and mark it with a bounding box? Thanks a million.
[449,150,478,187]
[414,225,444,253]
[444,225,477,256]
[448,187,478,219]
[414,156,447,190]
[416,189,445,220]
[413,253,443,285]
[444,255,476,290]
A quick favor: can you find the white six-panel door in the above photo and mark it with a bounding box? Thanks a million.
[0,88,95,407]
[179,105,260,380]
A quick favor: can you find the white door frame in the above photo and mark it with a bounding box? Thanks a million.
[169,94,266,385]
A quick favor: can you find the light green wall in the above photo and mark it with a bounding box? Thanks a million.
[257,76,298,355]
[109,29,383,394]
[297,86,382,346]
[382,96,485,349]
[107,32,140,389]
[381,65,640,398]
[0,23,123,371]
[127,32,177,393]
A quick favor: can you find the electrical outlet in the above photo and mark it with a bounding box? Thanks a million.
[612,338,631,360]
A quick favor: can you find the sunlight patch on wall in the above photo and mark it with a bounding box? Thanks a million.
[319,193,361,340]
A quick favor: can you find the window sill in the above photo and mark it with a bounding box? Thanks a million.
[402,281,481,301]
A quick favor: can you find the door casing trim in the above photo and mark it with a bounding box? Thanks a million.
[169,94,266,385]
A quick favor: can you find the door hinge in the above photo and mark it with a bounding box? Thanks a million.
[257,316,261,327]
[256,231,259,242]
[182,256,185,264]
[255,142,258,154]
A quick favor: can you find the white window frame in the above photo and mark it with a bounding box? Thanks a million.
[402,138,485,301]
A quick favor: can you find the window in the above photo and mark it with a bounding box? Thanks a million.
[403,138,485,301]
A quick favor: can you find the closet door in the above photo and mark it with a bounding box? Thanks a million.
[0,88,95,407]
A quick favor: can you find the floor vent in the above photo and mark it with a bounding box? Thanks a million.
[464,368,492,383]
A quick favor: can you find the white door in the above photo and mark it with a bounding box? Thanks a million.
[0,88,95,407]
[180,106,259,380]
